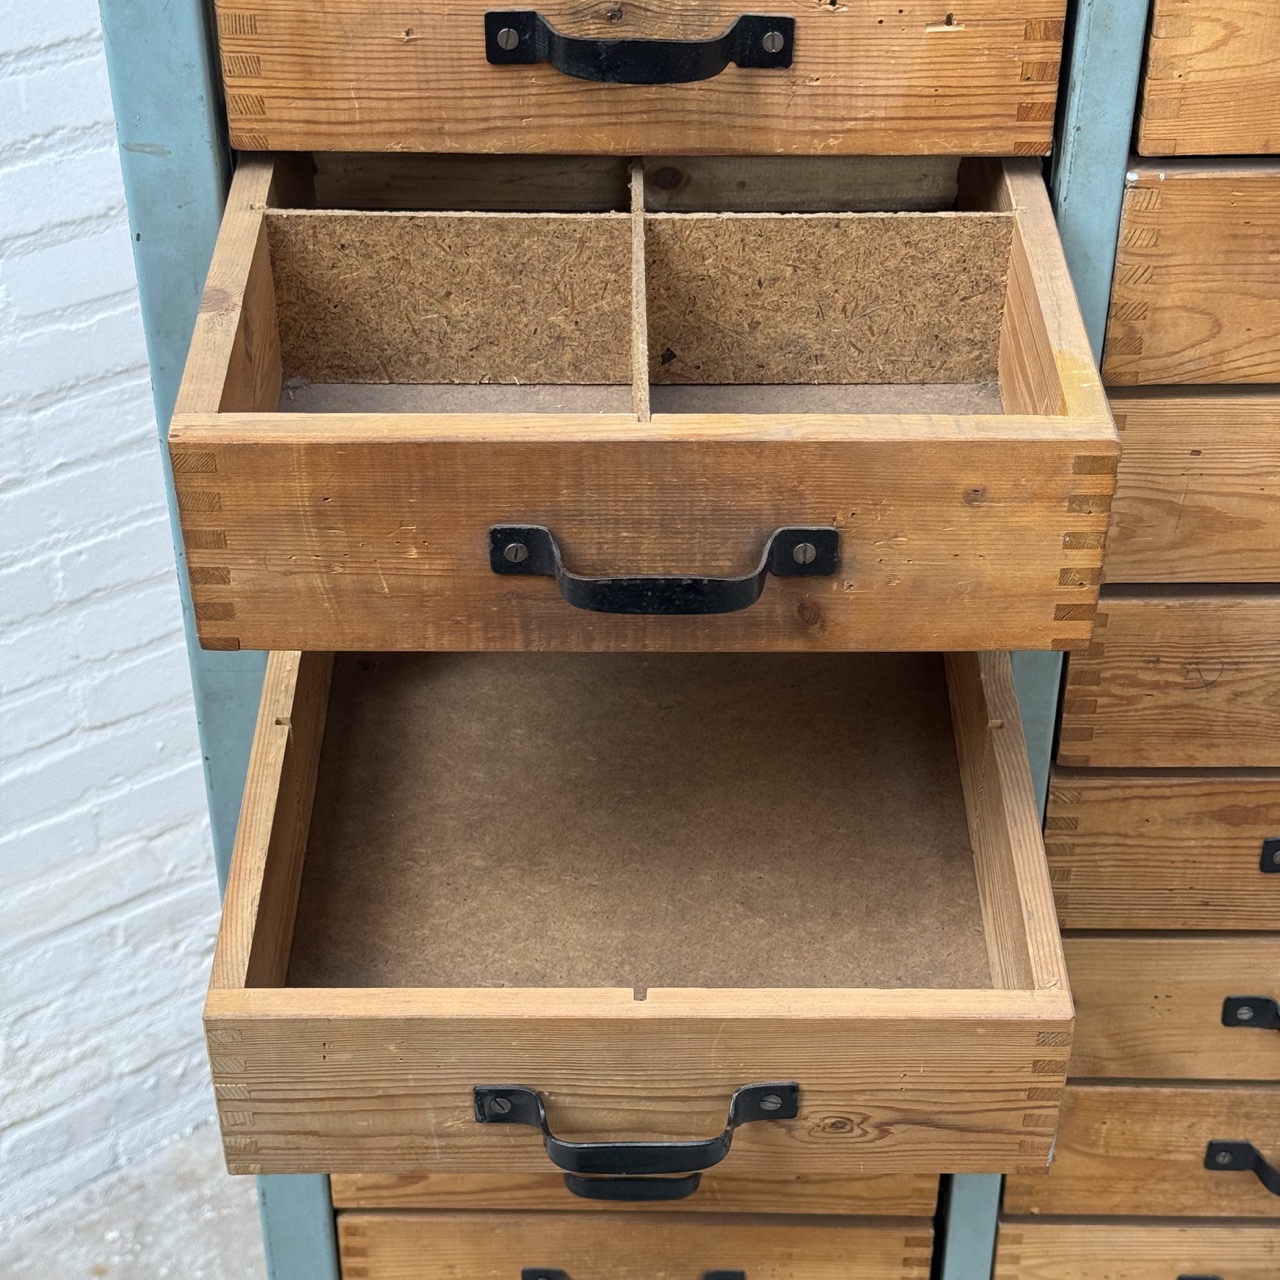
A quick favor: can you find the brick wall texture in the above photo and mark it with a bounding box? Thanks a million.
[0,0,220,1228]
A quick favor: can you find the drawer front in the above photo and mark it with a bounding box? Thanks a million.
[1066,936,1280,1080]
[1002,1084,1280,1217]
[214,0,1066,157]
[337,1212,934,1280]
[1103,163,1280,385]
[995,1222,1280,1280]
[1045,770,1280,930]
[330,1171,939,1216]
[1138,0,1280,157]
[1107,392,1280,583]
[1057,593,1280,769]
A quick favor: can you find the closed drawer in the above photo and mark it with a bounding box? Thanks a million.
[1066,935,1280,1080]
[205,649,1071,1185]
[1057,591,1280,769]
[337,1212,933,1280]
[1103,162,1280,385]
[1046,769,1280,930]
[1003,1084,1280,1218]
[213,0,1068,156]
[1107,391,1280,584]
[995,1222,1280,1280]
[1138,0,1280,157]
[170,155,1115,655]
[331,1171,938,1216]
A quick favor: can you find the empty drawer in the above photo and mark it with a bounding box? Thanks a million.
[204,649,1071,1186]
[170,154,1115,654]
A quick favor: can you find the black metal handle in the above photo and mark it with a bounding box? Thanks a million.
[1205,1141,1280,1195]
[474,1082,798,1200]
[1177,1275,1224,1280]
[490,525,837,615]
[526,1273,743,1280]
[1262,837,1280,872]
[485,11,793,83]
[1222,996,1280,1031]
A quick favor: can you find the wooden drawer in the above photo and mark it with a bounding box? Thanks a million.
[205,648,1073,1184]
[331,1171,938,1216]
[1107,391,1280,584]
[1045,769,1280,930]
[1066,936,1280,1080]
[995,1222,1280,1280]
[1003,1084,1280,1218]
[337,1212,934,1280]
[1103,162,1280,385]
[1138,0,1280,157]
[213,0,1068,157]
[169,155,1115,655]
[1057,592,1280,769]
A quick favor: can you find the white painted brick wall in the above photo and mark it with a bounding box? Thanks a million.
[0,0,221,1230]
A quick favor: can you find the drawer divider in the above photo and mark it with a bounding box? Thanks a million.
[630,160,650,422]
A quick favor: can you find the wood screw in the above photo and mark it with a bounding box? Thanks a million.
[759,1093,783,1111]
[488,1095,513,1115]
[792,542,817,566]
[1235,1005,1256,1021]
[496,26,520,49]
[1214,1149,1233,1166]
[504,542,530,564]
[762,30,784,53]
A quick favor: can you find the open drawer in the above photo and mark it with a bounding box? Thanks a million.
[170,154,1115,654]
[205,648,1072,1187]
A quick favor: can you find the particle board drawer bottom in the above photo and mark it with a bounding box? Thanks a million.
[995,1222,1280,1280]
[204,648,1071,1186]
[337,1212,934,1280]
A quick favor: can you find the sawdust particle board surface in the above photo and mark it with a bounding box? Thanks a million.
[287,652,990,992]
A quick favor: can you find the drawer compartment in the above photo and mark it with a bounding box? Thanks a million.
[205,649,1071,1181]
[1107,391,1280,584]
[996,1222,1280,1280]
[1003,1084,1280,1218]
[1045,769,1280,930]
[1066,936,1280,1080]
[1058,591,1280,769]
[337,1212,934,1280]
[170,155,1115,655]
[213,0,1068,157]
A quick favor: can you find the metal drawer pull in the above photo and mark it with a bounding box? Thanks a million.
[484,11,794,84]
[1262,837,1280,872]
[525,1273,743,1280]
[474,1082,799,1201]
[1222,996,1280,1031]
[1177,1275,1224,1280]
[489,525,838,615]
[1204,1141,1280,1196]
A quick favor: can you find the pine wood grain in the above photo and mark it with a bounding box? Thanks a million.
[995,1222,1280,1280]
[1066,935,1280,1080]
[204,652,1072,1177]
[1003,1084,1280,1217]
[329,1169,939,1215]
[1057,592,1280,768]
[1046,769,1280,931]
[1139,0,1280,156]
[1103,161,1280,385]
[213,0,1066,156]
[337,1212,934,1280]
[1107,391,1280,583]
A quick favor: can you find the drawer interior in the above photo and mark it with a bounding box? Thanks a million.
[264,155,1035,420]
[288,652,989,991]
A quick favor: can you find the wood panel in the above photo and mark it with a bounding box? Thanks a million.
[1107,391,1280,583]
[1066,935,1280,1080]
[1139,0,1280,156]
[1002,1084,1280,1217]
[1058,592,1280,768]
[1103,162,1280,385]
[330,1170,939,1216]
[213,0,1067,156]
[337,1213,934,1280]
[1046,769,1280,931]
[995,1222,1280,1280]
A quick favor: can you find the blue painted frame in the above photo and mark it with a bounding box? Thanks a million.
[97,2,339,1276]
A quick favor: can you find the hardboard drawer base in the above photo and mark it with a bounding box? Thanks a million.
[204,648,1071,1188]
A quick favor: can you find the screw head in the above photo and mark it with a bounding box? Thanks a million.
[496,26,520,50]
[651,165,684,191]
[792,542,817,566]
[762,29,785,53]
[1214,1149,1233,1166]
[759,1093,784,1112]
[503,542,530,564]
[1236,1005,1256,1022]
[488,1095,513,1115]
